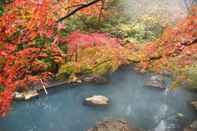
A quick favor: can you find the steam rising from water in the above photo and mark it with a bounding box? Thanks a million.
[121,0,194,23]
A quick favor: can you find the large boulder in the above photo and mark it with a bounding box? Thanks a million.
[87,120,142,131]
[144,75,166,89]
[84,95,109,106]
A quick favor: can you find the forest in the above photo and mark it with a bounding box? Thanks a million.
[0,0,197,131]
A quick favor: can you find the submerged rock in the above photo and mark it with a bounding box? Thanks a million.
[82,75,108,84]
[87,119,142,131]
[152,118,186,131]
[145,75,166,89]
[84,95,109,106]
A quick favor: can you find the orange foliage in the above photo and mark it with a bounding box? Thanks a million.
[136,5,197,74]
[0,0,107,116]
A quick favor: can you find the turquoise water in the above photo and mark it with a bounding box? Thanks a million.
[0,66,196,131]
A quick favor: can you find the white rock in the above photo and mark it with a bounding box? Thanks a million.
[14,90,39,100]
[13,92,24,100]
[24,90,39,100]
[84,95,109,106]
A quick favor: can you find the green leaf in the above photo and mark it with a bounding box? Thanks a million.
[58,63,76,76]
[34,36,51,48]
[0,84,4,92]
[0,5,4,16]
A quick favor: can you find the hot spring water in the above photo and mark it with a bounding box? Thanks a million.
[0,67,196,131]
[0,0,196,131]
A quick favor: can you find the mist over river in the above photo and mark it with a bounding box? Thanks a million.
[0,67,196,131]
[0,0,196,131]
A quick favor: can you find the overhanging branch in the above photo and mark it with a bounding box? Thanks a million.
[57,0,103,23]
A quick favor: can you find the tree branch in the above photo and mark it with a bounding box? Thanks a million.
[57,0,103,23]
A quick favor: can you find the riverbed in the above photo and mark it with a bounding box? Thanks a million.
[0,66,196,131]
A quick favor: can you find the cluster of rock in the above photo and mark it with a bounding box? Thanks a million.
[68,75,108,84]
[13,75,108,101]
[12,74,168,102]
[81,75,108,84]
[87,120,143,131]
[13,73,197,131]
[144,75,166,89]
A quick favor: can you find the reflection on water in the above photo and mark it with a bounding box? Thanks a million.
[0,66,196,131]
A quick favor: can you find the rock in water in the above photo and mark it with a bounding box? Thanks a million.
[87,120,142,131]
[145,75,166,89]
[82,75,108,84]
[13,92,24,100]
[190,120,197,129]
[23,90,39,100]
[191,101,197,110]
[68,74,82,83]
[184,120,197,131]
[13,90,39,100]
[84,95,109,106]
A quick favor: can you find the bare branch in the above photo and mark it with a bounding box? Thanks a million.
[57,0,103,23]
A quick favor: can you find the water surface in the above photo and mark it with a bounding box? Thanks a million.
[0,66,196,131]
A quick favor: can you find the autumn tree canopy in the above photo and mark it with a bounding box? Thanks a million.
[0,0,108,116]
